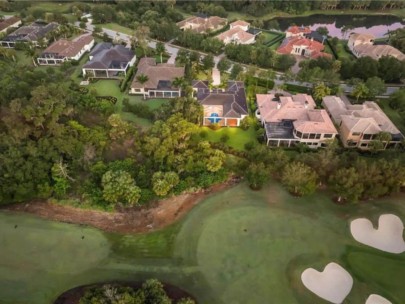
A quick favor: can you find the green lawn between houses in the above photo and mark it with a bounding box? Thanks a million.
[201,126,258,151]
[96,23,134,35]
[1,182,404,304]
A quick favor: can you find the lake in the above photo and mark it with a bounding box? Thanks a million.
[1,183,405,304]
[266,14,405,38]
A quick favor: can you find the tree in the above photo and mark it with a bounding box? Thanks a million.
[329,167,363,203]
[313,82,331,102]
[172,76,186,90]
[378,56,405,82]
[365,76,385,98]
[155,41,166,63]
[101,170,141,205]
[230,63,243,80]
[79,21,86,29]
[245,162,270,190]
[316,26,329,36]
[202,54,215,71]
[352,81,369,102]
[281,162,318,196]
[217,58,231,73]
[275,54,296,71]
[133,25,150,56]
[137,74,149,84]
[152,171,179,196]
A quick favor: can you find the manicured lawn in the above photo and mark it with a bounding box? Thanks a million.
[201,126,257,150]
[97,23,133,35]
[378,101,405,134]
[1,182,405,303]
[14,50,35,66]
[29,2,73,13]
[330,40,354,60]
[260,31,279,44]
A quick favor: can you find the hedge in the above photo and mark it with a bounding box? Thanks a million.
[120,66,136,92]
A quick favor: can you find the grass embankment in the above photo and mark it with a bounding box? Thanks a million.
[97,23,133,35]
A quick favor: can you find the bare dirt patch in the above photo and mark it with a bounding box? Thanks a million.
[2,178,239,234]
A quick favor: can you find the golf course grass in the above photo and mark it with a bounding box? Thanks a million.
[0,182,404,304]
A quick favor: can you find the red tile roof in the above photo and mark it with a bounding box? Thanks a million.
[277,37,332,59]
[286,25,311,35]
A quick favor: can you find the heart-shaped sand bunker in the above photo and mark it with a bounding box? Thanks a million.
[350,214,405,254]
[366,294,392,304]
[301,262,353,304]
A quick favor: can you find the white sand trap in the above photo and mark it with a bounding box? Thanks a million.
[366,294,392,304]
[301,262,353,304]
[350,214,405,254]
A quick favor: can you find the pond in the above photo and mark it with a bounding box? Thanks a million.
[1,183,405,304]
[266,14,405,38]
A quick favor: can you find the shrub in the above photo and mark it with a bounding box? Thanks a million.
[244,141,256,151]
[220,134,230,143]
[208,123,221,130]
[200,130,208,138]
[123,99,155,120]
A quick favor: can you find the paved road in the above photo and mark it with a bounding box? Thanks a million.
[77,22,403,96]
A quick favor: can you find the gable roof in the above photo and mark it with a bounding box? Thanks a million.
[0,16,20,32]
[353,43,405,61]
[131,57,185,90]
[40,34,93,58]
[230,20,250,28]
[193,80,248,118]
[83,43,134,70]
[176,16,227,33]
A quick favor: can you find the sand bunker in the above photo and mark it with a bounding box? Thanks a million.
[350,214,405,254]
[301,262,353,304]
[366,294,392,304]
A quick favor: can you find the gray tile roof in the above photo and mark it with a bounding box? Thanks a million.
[83,44,134,70]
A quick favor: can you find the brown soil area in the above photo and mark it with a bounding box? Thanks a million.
[3,177,239,234]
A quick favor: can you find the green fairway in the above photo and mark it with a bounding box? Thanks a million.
[201,126,258,150]
[97,23,133,35]
[1,182,404,303]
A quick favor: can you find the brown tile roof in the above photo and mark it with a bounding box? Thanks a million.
[257,93,337,134]
[41,34,93,58]
[177,16,227,33]
[0,16,20,32]
[230,20,250,27]
[131,57,185,90]
[354,44,405,61]
[216,27,255,44]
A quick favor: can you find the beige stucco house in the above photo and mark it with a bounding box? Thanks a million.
[256,92,338,148]
[322,96,404,149]
[216,20,256,45]
[176,16,227,34]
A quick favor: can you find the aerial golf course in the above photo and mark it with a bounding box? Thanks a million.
[0,182,404,304]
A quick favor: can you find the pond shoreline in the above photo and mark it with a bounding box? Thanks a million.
[2,177,240,235]
[54,281,197,304]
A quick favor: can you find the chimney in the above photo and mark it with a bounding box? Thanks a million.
[304,100,308,109]
[277,101,281,110]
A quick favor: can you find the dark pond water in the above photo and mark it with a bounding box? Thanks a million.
[265,14,405,38]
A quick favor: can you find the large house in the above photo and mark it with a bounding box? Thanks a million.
[176,16,227,34]
[0,16,21,34]
[130,57,185,98]
[216,20,256,45]
[348,32,405,61]
[256,92,337,148]
[0,21,58,48]
[82,43,136,79]
[37,34,94,65]
[277,36,331,59]
[193,77,248,127]
[322,96,404,150]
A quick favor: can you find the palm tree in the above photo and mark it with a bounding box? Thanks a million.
[155,41,166,64]
[172,76,186,89]
[136,74,149,84]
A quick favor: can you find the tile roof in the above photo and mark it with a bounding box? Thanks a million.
[40,34,93,58]
[193,81,248,118]
[349,32,375,44]
[176,16,227,33]
[353,43,405,61]
[277,37,331,59]
[83,43,134,70]
[322,96,403,137]
[230,20,250,27]
[0,16,20,32]
[2,21,58,43]
[216,27,255,44]
[286,25,311,35]
[131,57,185,90]
[257,93,337,134]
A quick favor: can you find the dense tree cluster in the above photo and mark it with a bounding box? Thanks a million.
[225,44,296,71]
[176,30,225,55]
[80,279,195,304]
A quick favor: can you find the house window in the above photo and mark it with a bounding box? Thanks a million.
[352,132,361,136]
[324,134,333,138]
[362,134,373,140]
[302,133,309,139]
[134,89,141,92]
[296,131,302,138]
[309,134,316,139]
[360,143,368,147]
